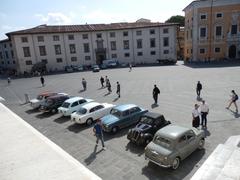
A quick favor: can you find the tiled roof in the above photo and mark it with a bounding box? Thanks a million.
[6,22,179,36]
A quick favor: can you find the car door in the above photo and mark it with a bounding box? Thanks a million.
[93,105,105,119]
[186,130,197,155]
[119,110,130,128]
[70,101,79,113]
[129,107,141,124]
[177,135,190,160]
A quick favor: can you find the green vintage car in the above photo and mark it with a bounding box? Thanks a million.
[145,125,205,170]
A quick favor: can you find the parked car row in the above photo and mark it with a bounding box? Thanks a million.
[29,91,205,170]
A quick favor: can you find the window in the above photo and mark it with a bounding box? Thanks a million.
[111,54,117,58]
[186,30,189,40]
[25,60,32,65]
[7,61,9,64]
[54,45,61,55]
[56,58,63,63]
[71,57,77,62]
[150,38,156,48]
[39,46,46,56]
[69,44,76,54]
[123,40,129,49]
[200,14,207,20]
[4,44,7,48]
[21,37,28,43]
[79,99,87,104]
[83,43,90,53]
[10,43,12,47]
[1,61,4,64]
[199,48,205,54]
[85,56,91,60]
[82,34,88,39]
[23,47,31,57]
[216,13,222,18]
[11,50,14,58]
[163,28,169,34]
[137,39,142,49]
[163,50,169,54]
[37,36,44,42]
[191,29,193,38]
[110,41,116,50]
[110,32,115,38]
[71,101,78,107]
[124,53,130,57]
[96,33,102,38]
[150,51,156,55]
[122,110,130,116]
[137,52,143,56]
[216,26,222,36]
[5,51,9,59]
[200,27,206,38]
[231,25,237,35]
[163,37,169,47]
[68,34,74,40]
[0,52,2,59]
[53,35,60,41]
[150,29,155,34]
[41,59,48,64]
[136,30,142,36]
[13,60,16,64]
[123,31,128,36]
[215,47,220,53]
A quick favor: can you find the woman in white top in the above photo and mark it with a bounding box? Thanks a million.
[192,104,200,128]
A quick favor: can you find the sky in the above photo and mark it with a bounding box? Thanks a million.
[0,0,193,39]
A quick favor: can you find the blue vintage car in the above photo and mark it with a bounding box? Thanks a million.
[101,104,148,133]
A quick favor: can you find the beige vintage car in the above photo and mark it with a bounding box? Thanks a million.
[145,125,205,169]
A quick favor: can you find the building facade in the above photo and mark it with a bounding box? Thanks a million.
[183,0,240,62]
[0,39,16,70]
[1,21,178,74]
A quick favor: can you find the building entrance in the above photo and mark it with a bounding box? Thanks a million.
[96,53,106,65]
[229,45,236,59]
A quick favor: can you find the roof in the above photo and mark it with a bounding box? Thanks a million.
[39,92,56,96]
[47,94,68,99]
[81,102,101,109]
[114,104,138,111]
[156,125,190,140]
[183,0,201,11]
[6,22,179,36]
[143,112,164,119]
[65,96,83,103]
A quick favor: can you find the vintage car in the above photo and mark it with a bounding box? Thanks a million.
[127,112,171,145]
[71,102,115,125]
[58,97,94,116]
[92,65,100,72]
[145,125,205,170]
[40,94,69,113]
[30,92,58,109]
[101,104,148,134]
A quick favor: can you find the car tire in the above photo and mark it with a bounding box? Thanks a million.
[51,108,57,113]
[111,126,119,134]
[145,138,151,145]
[198,138,205,150]
[172,157,180,170]
[86,118,93,126]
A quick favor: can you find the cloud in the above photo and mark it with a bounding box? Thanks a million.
[0,12,7,19]
[35,12,73,25]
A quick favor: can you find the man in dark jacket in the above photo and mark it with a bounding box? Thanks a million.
[116,82,120,98]
[196,81,202,97]
[40,76,45,87]
[153,84,160,104]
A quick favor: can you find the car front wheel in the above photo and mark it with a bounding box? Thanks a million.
[198,138,205,149]
[111,126,119,134]
[86,118,93,126]
[172,157,180,170]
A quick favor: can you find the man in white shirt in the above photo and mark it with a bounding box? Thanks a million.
[199,100,209,128]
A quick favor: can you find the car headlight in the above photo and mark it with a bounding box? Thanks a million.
[164,156,168,161]
[140,133,144,137]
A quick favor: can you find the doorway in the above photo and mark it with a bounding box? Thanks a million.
[229,45,236,59]
[96,53,106,65]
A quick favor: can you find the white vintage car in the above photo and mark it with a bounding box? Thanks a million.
[58,96,93,116]
[30,92,58,109]
[71,102,115,125]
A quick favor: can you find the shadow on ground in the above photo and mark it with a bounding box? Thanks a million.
[184,60,240,69]
[142,149,205,180]
[84,145,104,165]
[67,123,91,133]
[54,116,70,124]
[125,141,145,157]
[35,112,55,119]
[25,108,40,114]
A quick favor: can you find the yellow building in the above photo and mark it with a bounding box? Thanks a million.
[183,0,240,62]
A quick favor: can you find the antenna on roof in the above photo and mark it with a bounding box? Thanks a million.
[37,24,47,28]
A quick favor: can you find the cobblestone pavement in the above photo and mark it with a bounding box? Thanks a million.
[1,62,240,180]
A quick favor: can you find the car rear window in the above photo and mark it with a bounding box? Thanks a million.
[77,108,87,115]
[61,102,70,108]
[154,136,172,149]
[37,95,43,100]
[110,108,121,117]
[140,116,153,124]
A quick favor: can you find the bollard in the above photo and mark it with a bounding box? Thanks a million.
[24,94,30,103]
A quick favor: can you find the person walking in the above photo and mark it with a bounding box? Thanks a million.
[40,76,45,87]
[116,82,120,98]
[82,78,87,91]
[105,76,108,87]
[152,84,160,104]
[192,104,200,128]
[199,100,209,128]
[93,119,106,150]
[7,77,11,85]
[129,63,132,72]
[100,76,104,88]
[226,90,238,113]
[107,80,112,93]
[196,81,202,98]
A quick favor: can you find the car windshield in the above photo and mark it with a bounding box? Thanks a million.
[153,136,172,149]
[61,102,70,108]
[140,116,153,124]
[46,99,54,105]
[110,108,122,117]
[77,108,87,115]
[37,95,43,100]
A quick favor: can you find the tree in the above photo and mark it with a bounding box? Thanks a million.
[165,15,185,26]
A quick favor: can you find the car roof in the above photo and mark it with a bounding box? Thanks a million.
[81,102,101,109]
[47,94,68,100]
[64,97,83,103]
[114,104,138,111]
[155,125,190,140]
[39,92,56,96]
[143,112,165,119]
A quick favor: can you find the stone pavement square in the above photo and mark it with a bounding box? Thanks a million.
[0,62,240,180]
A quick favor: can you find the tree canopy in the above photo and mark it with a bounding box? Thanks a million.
[165,15,185,26]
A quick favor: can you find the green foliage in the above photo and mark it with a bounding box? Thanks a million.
[165,15,185,26]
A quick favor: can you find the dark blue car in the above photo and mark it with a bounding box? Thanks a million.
[101,104,148,133]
